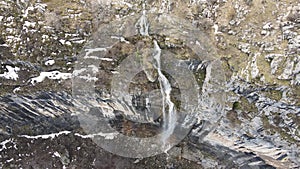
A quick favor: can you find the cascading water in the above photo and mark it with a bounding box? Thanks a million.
[75,0,205,158]
[152,40,177,151]
[136,9,177,151]
[135,10,149,36]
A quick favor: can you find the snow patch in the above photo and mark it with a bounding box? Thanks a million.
[99,58,114,61]
[31,71,72,84]
[74,132,118,140]
[59,39,72,46]
[19,131,71,139]
[6,158,14,163]
[13,87,21,93]
[53,151,61,158]
[72,39,85,44]
[0,139,12,151]
[0,65,20,80]
[45,59,55,66]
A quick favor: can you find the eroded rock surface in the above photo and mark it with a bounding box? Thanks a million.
[0,0,299,168]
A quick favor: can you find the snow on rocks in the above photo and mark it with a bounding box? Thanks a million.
[13,87,21,93]
[19,131,71,139]
[53,151,61,158]
[19,131,118,140]
[31,71,72,85]
[74,132,118,140]
[45,59,55,66]
[0,65,20,80]
[59,39,72,46]
[0,139,13,152]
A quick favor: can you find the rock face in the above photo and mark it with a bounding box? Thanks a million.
[0,0,299,168]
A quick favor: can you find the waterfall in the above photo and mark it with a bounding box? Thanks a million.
[135,10,149,36]
[135,9,177,151]
[153,40,177,151]
[135,7,177,152]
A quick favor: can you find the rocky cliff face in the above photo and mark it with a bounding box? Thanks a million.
[0,0,299,168]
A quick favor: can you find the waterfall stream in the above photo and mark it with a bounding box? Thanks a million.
[136,10,177,150]
[153,40,177,151]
